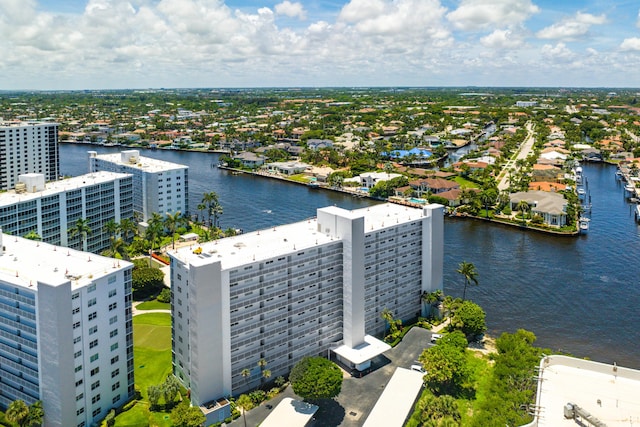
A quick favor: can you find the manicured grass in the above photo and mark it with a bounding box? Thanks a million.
[133,312,172,328]
[458,352,493,426]
[452,176,480,188]
[136,300,171,311]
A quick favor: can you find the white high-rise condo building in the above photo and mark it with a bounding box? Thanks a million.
[169,203,443,424]
[0,172,133,254]
[88,150,189,221]
[0,122,60,190]
[0,233,134,427]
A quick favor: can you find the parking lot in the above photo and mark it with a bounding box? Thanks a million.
[229,327,436,427]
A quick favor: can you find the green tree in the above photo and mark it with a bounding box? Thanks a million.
[479,189,496,218]
[457,261,478,301]
[23,230,42,241]
[516,200,530,226]
[289,356,343,400]
[201,191,219,227]
[68,217,92,251]
[381,308,394,339]
[236,394,254,427]
[26,401,43,427]
[148,384,162,410]
[119,217,137,241]
[451,301,487,338]
[170,403,206,427]
[419,337,469,396]
[6,399,29,427]
[419,394,461,426]
[132,267,165,295]
[103,219,120,240]
[162,375,182,408]
[145,212,164,265]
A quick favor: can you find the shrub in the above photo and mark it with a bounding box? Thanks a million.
[157,288,171,303]
[132,267,165,295]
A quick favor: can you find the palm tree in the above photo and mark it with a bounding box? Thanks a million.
[421,290,443,318]
[479,189,496,218]
[103,219,120,241]
[457,261,478,301]
[201,192,219,227]
[236,394,254,427]
[381,308,394,339]
[196,203,207,224]
[119,217,137,242]
[241,368,251,389]
[262,369,272,387]
[68,218,92,251]
[210,201,224,229]
[145,213,164,265]
[6,399,29,427]
[164,211,185,250]
[516,199,530,226]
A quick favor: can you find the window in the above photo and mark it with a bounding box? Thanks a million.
[92,394,101,404]
[72,292,79,300]
[76,393,84,401]
[72,307,80,315]
[73,321,81,329]
[75,365,82,373]
[88,283,96,293]
[74,350,82,358]
[92,408,101,417]
[88,312,97,321]
[110,329,118,338]
[76,408,84,416]
[74,336,81,344]
[111,369,120,378]
[110,343,118,352]
[90,354,99,363]
[90,339,98,349]
[89,326,97,335]
[90,367,100,376]
[111,356,119,365]
[109,316,117,325]
[108,289,117,297]
[88,298,96,307]
[91,380,100,390]
[112,395,120,404]
[109,302,117,311]
[75,379,83,387]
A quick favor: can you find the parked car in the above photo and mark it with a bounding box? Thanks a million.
[430,333,443,343]
[410,364,426,374]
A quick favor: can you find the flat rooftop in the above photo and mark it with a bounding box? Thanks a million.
[533,355,640,427]
[333,335,391,365]
[259,397,318,427]
[0,234,131,290]
[0,121,58,128]
[94,152,188,173]
[0,172,131,207]
[362,367,424,427]
[171,203,431,269]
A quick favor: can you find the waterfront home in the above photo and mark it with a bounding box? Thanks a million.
[265,161,310,175]
[358,172,403,189]
[233,152,265,168]
[409,178,460,198]
[528,181,567,192]
[510,191,567,227]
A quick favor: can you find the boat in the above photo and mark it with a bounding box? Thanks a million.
[615,170,623,179]
[624,185,636,197]
[307,182,320,189]
[577,188,586,199]
[636,205,640,223]
[579,217,590,233]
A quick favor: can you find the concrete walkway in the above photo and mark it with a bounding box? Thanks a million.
[131,301,171,317]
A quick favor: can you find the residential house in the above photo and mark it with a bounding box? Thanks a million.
[510,191,567,227]
[233,152,265,168]
[409,178,460,198]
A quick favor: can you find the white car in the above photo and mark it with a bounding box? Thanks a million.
[410,364,426,374]
[430,333,443,343]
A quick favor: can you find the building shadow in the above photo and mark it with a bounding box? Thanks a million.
[308,398,346,427]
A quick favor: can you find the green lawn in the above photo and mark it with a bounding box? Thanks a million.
[452,176,480,188]
[136,300,171,311]
[114,313,173,427]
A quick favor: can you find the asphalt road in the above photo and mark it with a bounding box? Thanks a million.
[228,327,436,427]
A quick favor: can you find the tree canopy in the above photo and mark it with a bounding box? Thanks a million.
[450,300,487,339]
[289,356,343,400]
[419,333,469,396]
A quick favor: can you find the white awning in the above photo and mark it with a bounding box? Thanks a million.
[332,335,391,365]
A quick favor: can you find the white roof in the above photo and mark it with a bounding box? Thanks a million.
[171,203,430,270]
[332,335,391,365]
[362,367,424,427]
[259,397,318,427]
[0,234,131,291]
[94,152,187,173]
[534,355,640,427]
[0,172,131,208]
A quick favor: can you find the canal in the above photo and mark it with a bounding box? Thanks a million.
[61,145,640,368]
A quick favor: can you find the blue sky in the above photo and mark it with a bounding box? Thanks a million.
[2,0,640,89]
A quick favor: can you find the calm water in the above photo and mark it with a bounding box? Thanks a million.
[61,145,640,368]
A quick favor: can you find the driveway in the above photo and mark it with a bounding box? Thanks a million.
[228,327,436,427]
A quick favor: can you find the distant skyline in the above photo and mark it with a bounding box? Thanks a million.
[2,0,640,90]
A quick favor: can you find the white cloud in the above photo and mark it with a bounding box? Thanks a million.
[541,42,576,62]
[620,37,640,51]
[536,12,606,40]
[274,1,306,20]
[480,29,525,49]
[446,0,539,31]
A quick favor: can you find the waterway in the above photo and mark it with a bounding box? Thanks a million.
[61,144,640,369]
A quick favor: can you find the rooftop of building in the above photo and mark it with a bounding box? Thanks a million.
[0,233,131,290]
[91,150,188,172]
[0,172,131,208]
[171,203,434,270]
[533,355,640,427]
[259,398,318,427]
[0,121,58,128]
